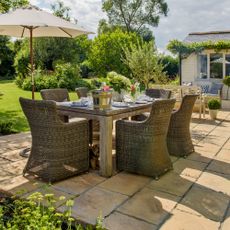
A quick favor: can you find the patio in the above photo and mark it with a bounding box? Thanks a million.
[0,111,229,230]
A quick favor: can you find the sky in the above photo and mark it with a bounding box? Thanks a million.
[30,0,230,52]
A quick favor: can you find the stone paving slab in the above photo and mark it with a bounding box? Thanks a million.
[159,209,220,230]
[216,148,230,161]
[221,206,230,230]
[222,140,230,150]
[98,172,151,196]
[147,172,195,197]
[187,151,214,164]
[103,211,157,230]
[0,111,230,229]
[178,185,229,222]
[196,171,230,196]
[173,158,207,179]
[52,172,106,195]
[117,187,179,226]
[206,158,230,175]
[58,187,128,225]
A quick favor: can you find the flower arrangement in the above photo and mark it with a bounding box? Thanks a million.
[107,71,131,93]
[102,84,111,92]
[130,82,140,98]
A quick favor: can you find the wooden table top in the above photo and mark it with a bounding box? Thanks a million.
[56,101,153,117]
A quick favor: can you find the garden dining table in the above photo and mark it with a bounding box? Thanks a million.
[56,102,152,177]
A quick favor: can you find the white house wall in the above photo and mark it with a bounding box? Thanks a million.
[181,53,197,84]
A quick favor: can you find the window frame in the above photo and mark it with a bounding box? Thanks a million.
[197,51,228,80]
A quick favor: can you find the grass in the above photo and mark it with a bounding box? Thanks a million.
[0,80,78,133]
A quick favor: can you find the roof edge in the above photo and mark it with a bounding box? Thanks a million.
[189,30,230,35]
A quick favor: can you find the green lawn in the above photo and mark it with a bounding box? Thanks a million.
[0,80,78,132]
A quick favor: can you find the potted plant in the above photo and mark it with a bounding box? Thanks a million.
[208,99,221,120]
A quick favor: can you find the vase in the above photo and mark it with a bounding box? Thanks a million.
[112,91,123,102]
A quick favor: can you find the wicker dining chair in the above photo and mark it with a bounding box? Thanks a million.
[116,99,176,178]
[19,97,89,182]
[40,88,70,123]
[75,87,100,143]
[75,87,89,98]
[40,88,70,102]
[132,89,172,121]
[146,88,172,99]
[167,94,198,157]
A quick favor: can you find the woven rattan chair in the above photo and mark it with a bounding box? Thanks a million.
[132,89,172,121]
[167,94,198,157]
[146,88,172,99]
[75,87,100,144]
[116,99,176,178]
[40,88,70,122]
[75,87,89,98]
[40,88,70,102]
[19,97,89,182]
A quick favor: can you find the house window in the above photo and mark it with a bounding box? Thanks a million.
[226,54,230,76]
[210,53,223,79]
[198,54,208,79]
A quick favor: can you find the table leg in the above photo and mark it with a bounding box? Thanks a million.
[99,116,113,177]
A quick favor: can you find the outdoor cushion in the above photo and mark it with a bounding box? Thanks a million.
[200,84,210,93]
[209,83,223,94]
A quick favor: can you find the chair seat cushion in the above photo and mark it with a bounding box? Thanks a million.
[200,85,210,93]
[209,83,223,94]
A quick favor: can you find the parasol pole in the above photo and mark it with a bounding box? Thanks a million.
[29,27,35,100]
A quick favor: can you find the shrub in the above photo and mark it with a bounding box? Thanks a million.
[208,99,221,110]
[55,63,81,91]
[75,78,92,89]
[0,191,104,229]
[107,71,131,93]
[15,75,24,88]
[17,63,85,91]
[169,75,180,85]
[87,29,141,77]
[0,121,14,135]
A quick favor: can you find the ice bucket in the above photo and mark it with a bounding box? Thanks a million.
[92,90,112,110]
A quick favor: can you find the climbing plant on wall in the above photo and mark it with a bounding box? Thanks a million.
[167,39,230,58]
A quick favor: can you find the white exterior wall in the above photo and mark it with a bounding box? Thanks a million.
[181,49,228,85]
[181,53,197,84]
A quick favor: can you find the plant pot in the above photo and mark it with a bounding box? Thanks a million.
[209,109,218,120]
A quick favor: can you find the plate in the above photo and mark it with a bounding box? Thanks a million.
[71,102,88,107]
[135,101,148,104]
[112,102,129,108]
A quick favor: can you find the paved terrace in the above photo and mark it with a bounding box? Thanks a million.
[0,111,230,230]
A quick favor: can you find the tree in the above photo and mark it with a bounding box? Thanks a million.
[160,55,179,78]
[0,0,29,78]
[14,0,91,74]
[87,29,141,77]
[102,0,168,33]
[0,37,15,78]
[0,0,29,13]
[34,36,91,70]
[51,0,71,21]
[123,40,167,88]
[98,19,155,42]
